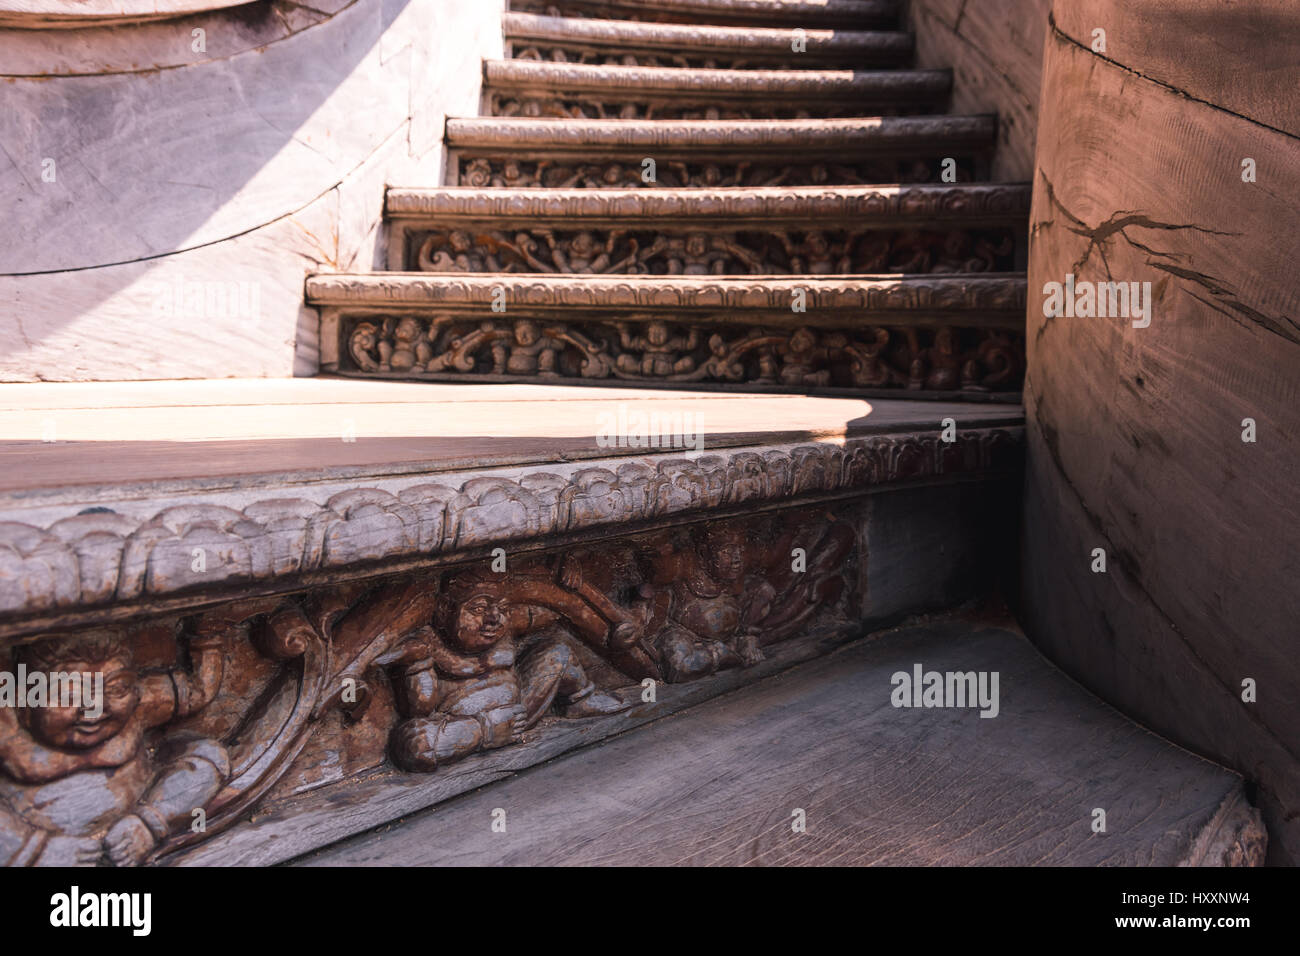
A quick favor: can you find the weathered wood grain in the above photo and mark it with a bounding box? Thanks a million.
[296,620,1263,866]
[908,0,1051,181]
[1022,13,1300,863]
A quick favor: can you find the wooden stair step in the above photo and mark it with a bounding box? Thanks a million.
[503,12,915,69]
[483,59,951,118]
[295,619,1265,867]
[309,273,1027,396]
[448,115,998,188]
[0,379,1023,636]
[507,0,902,30]
[382,184,1030,275]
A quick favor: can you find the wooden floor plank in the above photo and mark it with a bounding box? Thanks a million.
[296,621,1258,866]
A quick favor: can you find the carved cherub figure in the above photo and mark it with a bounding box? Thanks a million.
[642,232,763,275]
[499,320,561,376]
[635,525,770,682]
[908,327,963,390]
[615,321,700,377]
[776,327,833,386]
[388,568,638,772]
[379,316,432,372]
[845,326,904,387]
[0,628,229,867]
[778,230,853,273]
[539,229,639,274]
[417,230,501,272]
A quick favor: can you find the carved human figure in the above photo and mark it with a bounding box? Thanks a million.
[845,326,903,387]
[778,230,852,273]
[529,228,639,274]
[0,628,229,867]
[615,321,700,377]
[417,229,502,272]
[776,328,833,386]
[640,232,763,275]
[388,568,638,772]
[908,327,962,390]
[498,320,561,376]
[636,525,770,682]
[380,317,432,372]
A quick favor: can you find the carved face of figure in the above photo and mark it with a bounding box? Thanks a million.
[394,317,421,344]
[570,232,598,257]
[514,320,540,346]
[25,651,138,751]
[448,231,473,254]
[452,592,511,652]
[602,164,624,185]
[702,166,722,186]
[805,231,829,256]
[685,234,708,258]
[790,328,816,354]
[700,529,746,585]
[646,322,670,347]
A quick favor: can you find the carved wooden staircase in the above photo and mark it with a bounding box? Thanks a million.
[0,0,1263,868]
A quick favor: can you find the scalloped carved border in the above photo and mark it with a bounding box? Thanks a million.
[0,428,1022,623]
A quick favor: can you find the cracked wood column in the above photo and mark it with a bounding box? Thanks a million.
[1022,0,1300,863]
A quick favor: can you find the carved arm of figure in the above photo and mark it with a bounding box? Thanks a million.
[136,628,226,728]
[102,735,231,867]
[503,231,559,273]
[547,325,614,378]
[0,798,101,867]
[633,234,670,268]
[711,234,766,274]
[555,557,648,653]
[602,233,643,274]
[616,322,646,352]
[773,231,804,271]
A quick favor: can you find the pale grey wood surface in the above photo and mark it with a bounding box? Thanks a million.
[297,620,1253,866]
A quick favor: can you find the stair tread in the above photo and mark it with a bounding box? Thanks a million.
[384,183,1032,225]
[485,58,950,95]
[0,382,1022,497]
[503,12,914,57]
[0,381,1022,631]
[295,619,1258,867]
[508,0,901,29]
[309,271,1025,318]
[447,114,995,154]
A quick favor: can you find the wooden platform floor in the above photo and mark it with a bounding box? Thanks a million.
[297,621,1253,867]
[0,378,1022,495]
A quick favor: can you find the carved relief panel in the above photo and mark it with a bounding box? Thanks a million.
[0,504,867,866]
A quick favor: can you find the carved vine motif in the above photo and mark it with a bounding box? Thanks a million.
[345,317,1026,391]
[512,44,844,71]
[457,156,975,189]
[0,507,859,864]
[489,93,909,121]
[457,154,967,187]
[407,227,1016,276]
